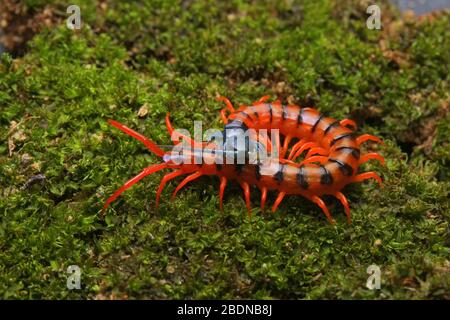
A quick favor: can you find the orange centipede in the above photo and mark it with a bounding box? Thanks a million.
[103,96,385,224]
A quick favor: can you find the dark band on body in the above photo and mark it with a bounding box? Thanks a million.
[330,132,355,146]
[255,164,261,180]
[323,120,340,135]
[320,165,333,185]
[311,114,325,133]
[296,165,309,189]
[274,164,285,184]
[334,146,360,159]
[329,158,353,176]
[251,107,259,120]
[268,104,273,123]
[297,108,305,126]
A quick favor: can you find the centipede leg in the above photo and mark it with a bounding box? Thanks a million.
[253,95,271,104]
[166,113,193,145]
[217,96,235,112]
[357,134,383,145]
[359,153,385,165]
[156,170,184,208]
[239,181,252,217]
[279,158,301,167]
[165,112,175,136]
[220,109,228,124]
[271,191,286,213]
[219,176,227,211]
[308,195,335,224]
[280,135,292,158]
[287,139,306,160]
[260,186,267,213]
[171,171,203,200]
[305,147,328,158]
[103,163,167,211]
[340,119,357,130]
[352,172,382,187]
[334,192,351,224]
[291,142,318,161]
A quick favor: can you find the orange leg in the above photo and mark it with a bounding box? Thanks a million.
[359,153,385,165]
[280,135,293,158]
[334,192,351,224]
[352,172,382,187]
[287,139,306,160]
[300,155,328,165]
[292,142,318,161]
[171,171,203,200]
[155,170,184,208]
[219,176,227,211]
[340,119,357,130]
[279,158,301,167]
[165,112,176,136]
[217,96,235,112]
[239,181,252,217]
[260,186,268,213]
[253,95,271,104]
[103,163,168,211]
[220,109,228,124]
[271,191,286,213]
[357,134,383,145]
[305,147,328,158]
[307,194,335,224]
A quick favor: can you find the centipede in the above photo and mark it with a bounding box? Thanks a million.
[103,96,385,224]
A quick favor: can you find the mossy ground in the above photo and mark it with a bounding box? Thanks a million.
[0,0,449,299]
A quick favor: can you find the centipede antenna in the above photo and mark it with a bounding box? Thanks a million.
[108,120,165,157]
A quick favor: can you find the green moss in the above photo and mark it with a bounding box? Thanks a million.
[0,1,449,299]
